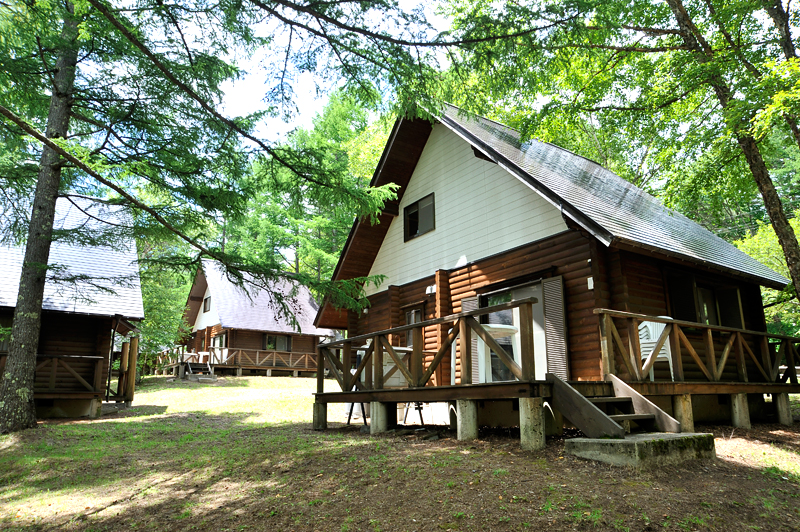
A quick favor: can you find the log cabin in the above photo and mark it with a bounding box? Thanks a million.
[312,104,799,447]
[161,260,333,377]
[0,197,143,418]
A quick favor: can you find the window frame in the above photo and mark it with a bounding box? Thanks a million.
[263,334,292,352]
[203,296,211,313]
[403,193,435,242]
[665,269,746,329]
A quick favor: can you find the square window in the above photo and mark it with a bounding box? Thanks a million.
[404,193,435,241]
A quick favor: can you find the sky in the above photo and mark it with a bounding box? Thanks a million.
[220,1,450,142]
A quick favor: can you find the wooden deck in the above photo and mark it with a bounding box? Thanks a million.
[312,301,800,436]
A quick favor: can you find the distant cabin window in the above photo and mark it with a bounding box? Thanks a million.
[203,297,211,313]
[404,193,435,241]
[405,308,423,347]
[264,334,292,352]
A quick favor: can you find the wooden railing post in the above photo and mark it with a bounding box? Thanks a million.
[459,318,472,385]
[669,324,684,381]
[627,318,642,381]
[118,341,130,397]
[411,327,423,387]
[374,336,384,389]
[599,313,614,379]
[735,332,748,382]
[518,302,534,381]
[125,337,139,403]
[342,342,353,390]
[316,346,325,394]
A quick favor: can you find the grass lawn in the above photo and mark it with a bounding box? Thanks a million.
[0,377,798,531]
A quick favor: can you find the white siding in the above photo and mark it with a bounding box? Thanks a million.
[366,125,568,294]
[192,286,220,332]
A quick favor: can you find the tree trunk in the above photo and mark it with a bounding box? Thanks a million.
[666,0,800,298]
[0,8,79,433]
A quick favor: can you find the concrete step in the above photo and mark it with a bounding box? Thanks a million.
[565,432,716,467]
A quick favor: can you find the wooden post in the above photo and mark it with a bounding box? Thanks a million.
[599,313,615,378]
[125,337,139,404]
[669,324,684,381]
[704,329,717,379]
[364,342,373,390]
[117,341,130,399]
[93,357,105,393]
[316,346,325,394]
[342,342,353,390]
[374,336,384,389]
[735,332,748,382]
[459,318,472,385]
[518,302,534,382]
[627,318,642,380]
[411,327,423,387]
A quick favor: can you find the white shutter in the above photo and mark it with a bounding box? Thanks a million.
[542,276,569,380]
[460,296,480,384]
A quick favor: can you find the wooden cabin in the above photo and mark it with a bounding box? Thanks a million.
[0,198,144,417]
[160,260,333,377]
[312,105,799,444]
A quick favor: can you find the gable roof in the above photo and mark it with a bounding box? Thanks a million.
[315,104,788,328]
[0,197,144,319]
[185,260,333,336]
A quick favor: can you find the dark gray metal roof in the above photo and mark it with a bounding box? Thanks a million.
[202,260,334,336]
[439,104,789,288]
[0,197,144,318]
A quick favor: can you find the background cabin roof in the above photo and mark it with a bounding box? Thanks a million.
[316,104,789,328]
[186,260,333,336]
[0,197,144,319]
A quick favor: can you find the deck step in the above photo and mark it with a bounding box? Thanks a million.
[609,413,655,423]
[588,397,632,404]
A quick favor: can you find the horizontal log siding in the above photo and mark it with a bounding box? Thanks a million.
[36,313,111,392]
[448,230,599,381]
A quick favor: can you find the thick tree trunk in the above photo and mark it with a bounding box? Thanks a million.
[666,0,800,298]
[0,9,79,433]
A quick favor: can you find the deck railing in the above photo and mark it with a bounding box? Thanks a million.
[0,353,105,394]
[158,345,317,370]
[595,309,800,384]
[316,297,538,393]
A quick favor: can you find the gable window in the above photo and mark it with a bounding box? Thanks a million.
[203,297,211,313]
[263,334,292,352]
[404,193,435,241]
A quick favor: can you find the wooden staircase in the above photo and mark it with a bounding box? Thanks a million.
[547,373,680,438]
[186,362,213,375]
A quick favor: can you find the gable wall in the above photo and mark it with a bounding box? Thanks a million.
[193,285,220,332]
[366,124,568,295]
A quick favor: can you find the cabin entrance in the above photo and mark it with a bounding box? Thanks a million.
[478,276,568,382]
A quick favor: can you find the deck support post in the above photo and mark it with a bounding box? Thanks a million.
[313,402,327,431]
[370,402,389,434]
[456,399,478,441]
[519,397,545,451]
[178,363,186,379]
[672,394,694,433]
[88,398,102,418]
[236,367,242,377]
[731,393,751,429]
[774,393,793,426]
